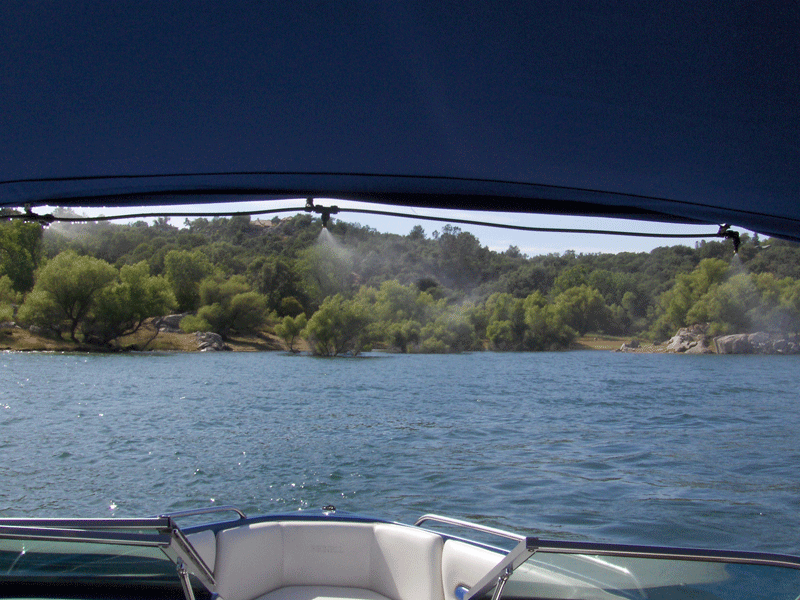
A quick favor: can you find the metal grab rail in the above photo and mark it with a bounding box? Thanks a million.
[414,514,525,543]
[160,505,247,521]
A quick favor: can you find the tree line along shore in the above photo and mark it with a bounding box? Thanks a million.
[2,211,800,355]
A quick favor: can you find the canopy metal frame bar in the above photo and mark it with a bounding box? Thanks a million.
[6,200,736,244]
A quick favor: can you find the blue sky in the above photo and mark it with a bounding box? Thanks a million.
[62,198,735,257]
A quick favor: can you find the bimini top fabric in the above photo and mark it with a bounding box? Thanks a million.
[1,2,798,240]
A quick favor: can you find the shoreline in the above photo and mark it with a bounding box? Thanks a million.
[0,323,284,354]
[2,324,661,354]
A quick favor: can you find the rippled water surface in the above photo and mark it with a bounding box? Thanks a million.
[2,351,798,554]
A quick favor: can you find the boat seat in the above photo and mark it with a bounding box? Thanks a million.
[186,529,217,573]
[440,539,503,600]
[212,521,445,600]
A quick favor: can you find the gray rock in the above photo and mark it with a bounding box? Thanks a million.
[153,314,188,333]
[618,340,640,352]
[195,331,231,351]
[714,334,752,354]
[685,339,713,354]
[666,324,713,353]
[714,332,799,354]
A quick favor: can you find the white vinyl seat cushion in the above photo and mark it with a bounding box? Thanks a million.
[440,540,503,600]
[185,529,217,573]
[213,521,445,600]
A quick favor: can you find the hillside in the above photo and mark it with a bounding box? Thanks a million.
[2,212,800,354]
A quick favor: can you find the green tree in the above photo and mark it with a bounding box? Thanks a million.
[552,265,590,295]
[298,236,355,303]
[418,310,477,353]
[502,264,554,298]
[302,293,374,356]
[384,319,422,353]
[81,262,176,346]
[651,258,729,338]
[357,281,433,351]
[486,319,515,350]
[0,218,43,292]
[18,251,117,341]
[248,256,307,313]
[181,275,268,339]
[435,226,491,290]
[164,249,214,312]
[774,278,800,335]
[684,274,758,334]
[0,275,21,304]
[523,292,577,350]
[408,225,426,240]
[279,296,305,318]
[552,285,610,336]
[275,313,308,352]
[0,275,21,321]
[485,293,526,350]
[372,280,430,322]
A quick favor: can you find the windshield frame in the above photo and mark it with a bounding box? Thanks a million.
[0,516,215,599]
[466,537,800,600]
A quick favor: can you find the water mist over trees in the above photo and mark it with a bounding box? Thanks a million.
[2,212,800,353]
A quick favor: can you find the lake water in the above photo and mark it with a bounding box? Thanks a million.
[1,351,798,554]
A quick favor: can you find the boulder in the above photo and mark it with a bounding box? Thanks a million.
[714,332,800,354]
[685,339,714,354]
[667,323,712,354]
[618,339,639,352]
[665,336,687,352]
[195,331,231,351]
[714,334,752,354]
[771,338,798,354]
[153,314,188,333]
[748,332,770,352]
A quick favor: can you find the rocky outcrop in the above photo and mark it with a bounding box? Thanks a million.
[714,334,750,354]
[195,331,232,351]
[153,314,188,333]
[664,324,799,355]
[684,338,714,354]
[666,324,713,354]
[714,333,799,354]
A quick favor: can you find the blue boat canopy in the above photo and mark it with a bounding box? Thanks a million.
[1,2,798,240]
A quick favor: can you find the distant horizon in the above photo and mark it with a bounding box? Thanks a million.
[41,198,745,257]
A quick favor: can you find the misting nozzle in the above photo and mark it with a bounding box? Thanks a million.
[718,224,741,254]
[316,204,339,228]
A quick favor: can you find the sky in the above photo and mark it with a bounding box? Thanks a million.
[50,198,738,257]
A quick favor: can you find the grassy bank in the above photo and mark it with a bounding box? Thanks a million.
[0,320,285,353]
[573,335,667,353]
[3,324,669,354]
